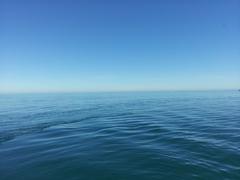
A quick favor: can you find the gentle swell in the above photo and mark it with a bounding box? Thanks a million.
[0,91,240,180]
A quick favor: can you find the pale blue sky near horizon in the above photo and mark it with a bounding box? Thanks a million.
[0,0,240,92]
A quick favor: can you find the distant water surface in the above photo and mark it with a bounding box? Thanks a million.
[0,91,240,180]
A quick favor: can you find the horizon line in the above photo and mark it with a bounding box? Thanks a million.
[0,89,238,94]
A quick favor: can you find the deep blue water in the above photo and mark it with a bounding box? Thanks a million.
[0,91,240,180]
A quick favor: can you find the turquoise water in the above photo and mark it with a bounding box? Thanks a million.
[0,91,240,179]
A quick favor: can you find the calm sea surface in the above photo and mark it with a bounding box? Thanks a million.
[0,91,240,180]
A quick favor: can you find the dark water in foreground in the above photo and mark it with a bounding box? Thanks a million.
[0,91,240,180]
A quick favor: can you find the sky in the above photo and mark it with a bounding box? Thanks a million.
[0,0,240,92]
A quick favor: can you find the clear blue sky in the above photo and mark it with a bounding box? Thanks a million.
[1,0,239,92]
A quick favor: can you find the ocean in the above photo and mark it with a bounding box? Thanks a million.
[0,91,239,180]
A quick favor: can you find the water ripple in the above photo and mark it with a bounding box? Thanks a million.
[0,91,240,179]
